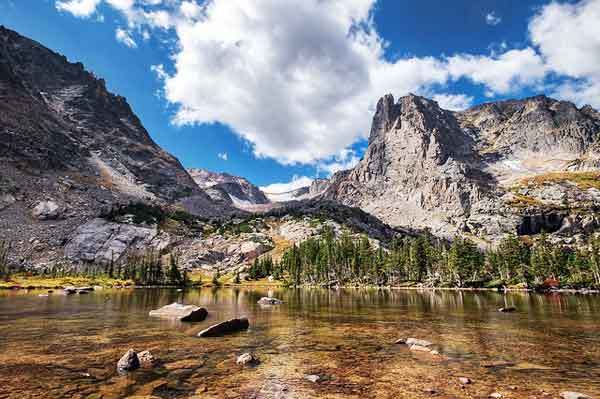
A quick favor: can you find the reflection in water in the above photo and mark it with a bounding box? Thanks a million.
[0,288,599,398]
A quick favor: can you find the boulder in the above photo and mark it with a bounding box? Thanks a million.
[64,218,158,265]
[236,353,259,366]
[405,338,432,347]
[305,374,320,383]
[458,377,472,385]
[63,287,77,295]
[117,349,140,373]
[560,392,592,399]
[257,297,283,305]
[31,200,62,220]
[138,350,156,367]
[149,303,208,322]
[489,393,502,399]
[197,317,249,337]
[498,307,517,313]
[0,194,15,211]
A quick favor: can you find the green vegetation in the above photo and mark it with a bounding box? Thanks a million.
[267,227,600,289]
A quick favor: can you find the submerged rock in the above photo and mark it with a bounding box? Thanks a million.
[236,352,259,366]
[560,392,592,399]
[197,317,249,337]
[458,377,472,385]
[404,338,433,347]
[409,344,433,353]
[117,349,140,373]
[149,303,208,322]
[257,297,283,305]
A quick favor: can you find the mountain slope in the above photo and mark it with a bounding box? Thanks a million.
[325,94,600,242]
[0,26,228,263]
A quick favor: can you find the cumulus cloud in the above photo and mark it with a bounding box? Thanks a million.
[529,0,600,108]
[217,152,228,161]
[485,12,501,26]
[57,0,600,165]
[447,48,546,95]
[260,175,314,194]
[56,0,101,17]
[318,149,361,176]
[432,93,474,111]
[115,27,137,48]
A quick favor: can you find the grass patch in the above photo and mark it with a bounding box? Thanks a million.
[0,274,134,289]
[521,171,600,190]
[506,193,545,208]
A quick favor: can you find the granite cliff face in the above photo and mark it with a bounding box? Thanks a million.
[325,94,600,243]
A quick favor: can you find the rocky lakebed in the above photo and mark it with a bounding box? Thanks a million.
[0,287,599,399]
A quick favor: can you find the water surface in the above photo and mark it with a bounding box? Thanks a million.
[0,288,599,398]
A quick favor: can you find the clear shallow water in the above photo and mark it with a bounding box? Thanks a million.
[0,287,599,398]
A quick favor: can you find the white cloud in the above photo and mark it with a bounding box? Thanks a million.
[447,48,546,95]
[485,12,501,26]
[260,175,314,194]
[432,93,474,111]
[217,152,228,161]
[56,0,101,17]
[318,149,361,176]
[529,0,600,108]
[60,0,600,165]
[115,27,137,48]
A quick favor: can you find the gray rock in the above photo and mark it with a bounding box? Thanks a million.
[138,350,156,367]
[197,317,249,337]
[236,352,259,366]
[257,297,283,305]
[560,392,592,399]
[405,338,433,347]
[498,307,517,312]
[0,194,15,211]
[64,218,158,265]
[117,349,140,373]
[149,303,208,322]
[31,201,62,220]
[458,377,472,385]
[305,374,320,383]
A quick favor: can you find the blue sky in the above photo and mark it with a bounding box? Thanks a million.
[1,0,597,191]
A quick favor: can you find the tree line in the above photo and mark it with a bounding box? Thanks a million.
[260,227,600,289]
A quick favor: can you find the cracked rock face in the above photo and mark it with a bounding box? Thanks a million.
[325,94,600,242]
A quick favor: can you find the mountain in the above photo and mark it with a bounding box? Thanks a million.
[325,93,600,242]
[188,168,270,208]
[0,26,230,262]
[263,178,331,202]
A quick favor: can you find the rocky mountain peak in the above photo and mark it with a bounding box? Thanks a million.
[327,92,600,242]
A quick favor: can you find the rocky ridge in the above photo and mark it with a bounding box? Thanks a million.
[325,93,600,243]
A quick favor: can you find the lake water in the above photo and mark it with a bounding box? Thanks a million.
[0,287,599,398]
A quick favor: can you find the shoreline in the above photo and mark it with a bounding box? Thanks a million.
[1,276,598,294]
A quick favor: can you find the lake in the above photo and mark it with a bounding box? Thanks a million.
[0,287,599,398]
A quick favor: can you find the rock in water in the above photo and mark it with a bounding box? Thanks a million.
[149,303,208,322]
[405,338,433,347]
[197,317,249,337]
[459,377,472,385]
[117,349,140,373]
[498,307,517,312]
[560,392,592,399]
[305,374,320,383]
[138,350,156,367]
[257,297,283,305]
[236,353,259,366]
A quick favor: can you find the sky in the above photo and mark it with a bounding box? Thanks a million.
[1,0,599,193]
